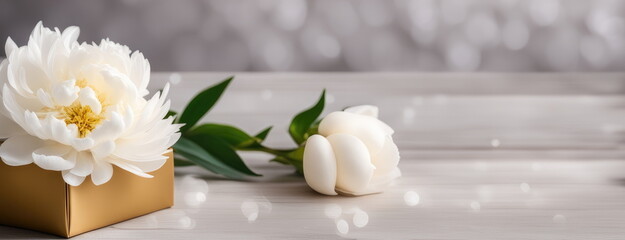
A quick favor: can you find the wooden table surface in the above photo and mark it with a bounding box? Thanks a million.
[2,72,625,240]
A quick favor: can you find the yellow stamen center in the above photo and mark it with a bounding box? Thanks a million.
[61,103,104,138]
[76,79,89,88]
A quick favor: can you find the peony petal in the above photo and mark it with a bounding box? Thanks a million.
[327,133,375,195]
[67,47,95,76]
[51,79,79,106]
[99,67,138,104]
[371,136,400,176]
[91,140,115,161]
[129,51,150,96]
[70,151,94,177]
[121,104,134,128]
[62,170,86,186]
[120,158,167,173]
[166,131,181,148]
[49,116,73,145]
[157,83,170,110]
[32,144,75,171]
[60,26,80,48]
[109,158,153,178]
[78,87,102,114]
[15,67,34,95]
[0,134,43,166]
[91,160,113,186]
[38,115,55,140]
[303,135,338,195]
[0,61,7,111]
[31,21,43,42]
[374,118,395,135]
[319,111,388,157]
[5,37,18,57]
[71,137,95,151]
[3,83,28,124]
[344,105,379,118]
[88,111,124,144]
[23,111,44,138]
[36,88,54,108]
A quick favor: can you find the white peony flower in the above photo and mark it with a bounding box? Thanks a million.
[0,22,181,186]
[303,105,400,196]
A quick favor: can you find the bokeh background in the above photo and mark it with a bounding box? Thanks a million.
[1,0,624,71]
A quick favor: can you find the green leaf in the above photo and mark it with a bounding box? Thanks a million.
[254,126,273,142]
[187,134,261,176]
[166,110,178,121]
[174,158,195,167]
[242,126,273,148]
[305,119,321,137]
[288,90,325,144]
[173,137,247,179]
[178,76,233,132]
[269,156,291,165]
[188,123,255,147]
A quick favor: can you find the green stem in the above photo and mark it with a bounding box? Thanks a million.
[237,145,305,174]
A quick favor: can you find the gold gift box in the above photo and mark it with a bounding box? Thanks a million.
[0,150,174,238]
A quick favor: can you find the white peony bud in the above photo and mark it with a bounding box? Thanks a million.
[303,105,400,196]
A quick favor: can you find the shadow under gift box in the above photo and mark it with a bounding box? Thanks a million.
[0,148,174,238]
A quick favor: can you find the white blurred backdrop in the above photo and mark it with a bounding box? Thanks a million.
[1,0,624,71]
